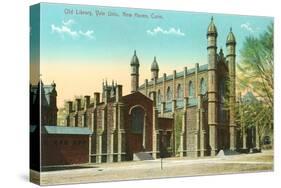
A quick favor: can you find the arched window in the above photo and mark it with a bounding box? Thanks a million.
[177,84,183,99]
[188,81,194,97]
[131,107,144,134]
[157,89,162,103]
[200,78,207,95]
[167,86,172,101]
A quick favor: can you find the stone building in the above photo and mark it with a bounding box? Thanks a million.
[64,17,238,163]
[137,17,237,157]
[65,83,173,162]
[30,81,92,168]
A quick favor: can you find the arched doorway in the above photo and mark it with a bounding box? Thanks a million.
[128,106,146,159]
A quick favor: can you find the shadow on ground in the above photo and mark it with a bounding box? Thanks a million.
[42,165,98,172]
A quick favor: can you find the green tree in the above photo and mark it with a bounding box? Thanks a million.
[237,23,274,146]
[238,23,273,106]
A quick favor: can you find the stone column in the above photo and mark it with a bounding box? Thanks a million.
[195,63,199,96]
[183,67,188,98]
[96,133,102,163]
[142,114,146,150]
[172,99,176,113]
[207,17,218,156]
[173,70,176,99]
[89,135,92,163]
[199,95,206,157]
[179,113,186,157]
[107,132,114,162]
[117,103,125,162]
[161,102,165,116]
[97,107,106,163]
[162,73,167,101]
[151,91,158,159]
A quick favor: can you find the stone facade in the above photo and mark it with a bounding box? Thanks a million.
[136,17,236,157]
[62,17,247,163]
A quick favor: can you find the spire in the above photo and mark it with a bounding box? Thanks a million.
[226,27,236,45]
[207,16,217,36]
[130,50,139,65]
[151,56,159,71]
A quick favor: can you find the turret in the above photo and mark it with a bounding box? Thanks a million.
[151,56,159,80]
[130,50,140,93]
[226,27,237,151]
[207,16,218,156]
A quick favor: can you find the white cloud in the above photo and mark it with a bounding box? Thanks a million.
[51,24,79,38]
[240,22,258,33]
[51,19,94,40]
[62,19,75,26]
[147,26,185,36]
[79,30,95,39]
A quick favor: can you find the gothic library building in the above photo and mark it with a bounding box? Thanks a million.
[32,17,239,165]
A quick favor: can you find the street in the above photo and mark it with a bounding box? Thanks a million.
[31,150,273,185]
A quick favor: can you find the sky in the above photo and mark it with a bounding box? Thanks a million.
[30,3,273,107]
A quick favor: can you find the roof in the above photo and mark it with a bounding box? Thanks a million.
[139,64,208,89]
[130,50,139,65]
[151,56,159,71]
[226,28,236,44]
[42,125,93,135]
[207,17,217,35]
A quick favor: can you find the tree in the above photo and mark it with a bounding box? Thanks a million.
[238,23,273,106]
[237,23,274,147]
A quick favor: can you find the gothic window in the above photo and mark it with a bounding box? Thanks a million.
[177,84,183,99]
[188,81,194,97]
[157,89,162,103]
[166,86,172,101]
[200,78,207,95]
[131,107,144,134]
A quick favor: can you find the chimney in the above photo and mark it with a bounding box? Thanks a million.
[104,89,109,104]
[94,92,100,105]
[84,95,90,110]
[116,85,123,102]
[75,98,81,111]
[66,101,73,113]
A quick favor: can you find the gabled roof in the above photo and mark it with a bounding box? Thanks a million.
[42,125,93,135]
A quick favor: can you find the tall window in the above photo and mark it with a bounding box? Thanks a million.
[177,84,183,99]
[188,81,194,97]
[131,107,144,134]
[167,86,172,101]
[200,78,207,95]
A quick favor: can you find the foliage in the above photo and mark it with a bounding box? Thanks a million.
[238,23,273,106]
[237,23,274,143]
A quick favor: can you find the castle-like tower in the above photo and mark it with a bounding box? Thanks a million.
[130,50,140,93]
[207,17,218,156]
[151,56,159,80]
[226,27,237,151]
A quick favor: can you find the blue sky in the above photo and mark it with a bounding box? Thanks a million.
[37,3,273,67]
[30,3,273,107]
